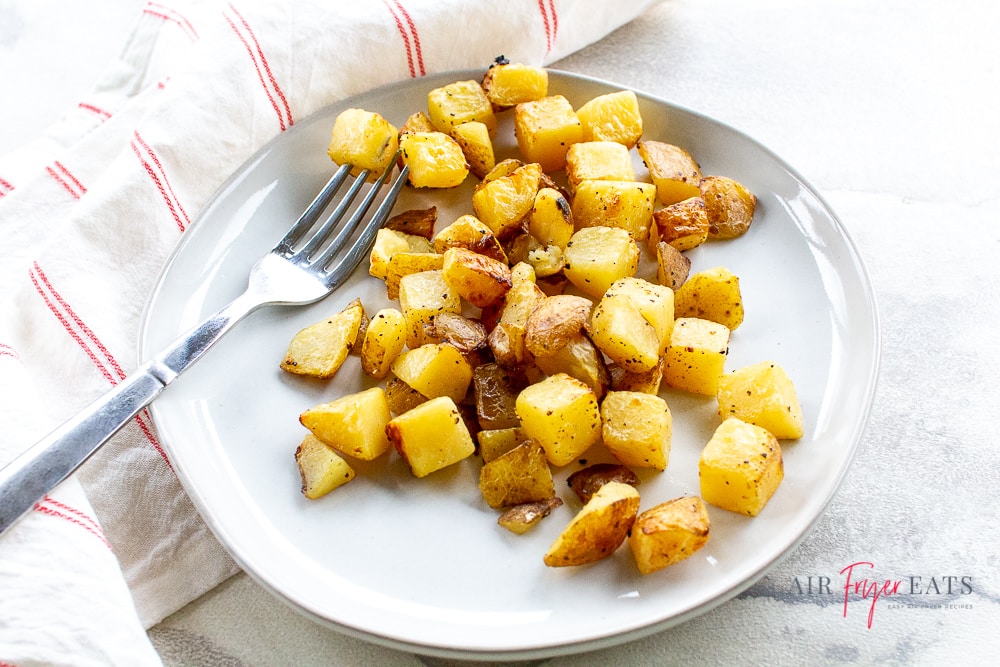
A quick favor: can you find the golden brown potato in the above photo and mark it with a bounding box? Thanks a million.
[523,294,592,359]
[441,246,513,308]
[478,440,555,509]
[575,90,643,148]
[513,95,583,172]
[384,252,444,301]
[673,266,745,330]
[477,426,530,463]
[295,434,356,499]
[280,298,365,379]
[400,131,469,188]
[655,240,691,291]
[432,214,508,264]
[360,307,407,379]
[564,141,635,194]
[571,180,657,241]
[516,373,601,467]
[472,162,543,239]
[562,226,640,299]
[531,333,609,400]
[566,463,639,504]
[451,121,496,179]
[636,140,702,206]
[424,312,489,365]
[543,481,640,567]
[481,60,549,110]
[427,79,497,135]
[327,108,399,179]
[699,417,783,516]
[299,386,393,461]
[390,342,473,403]
[387,396,476,478]
[473,363,526,431]
[650,197,710,252]
[385,206,437,239]
[628,496,710,574]
[716,361,804,439]
[398,270,461,348]
[497,497,563,535]
[700,175,757,239]
[528,187,574,250]
[600,391,671,471]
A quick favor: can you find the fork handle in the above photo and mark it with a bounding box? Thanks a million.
[0,292,262,536]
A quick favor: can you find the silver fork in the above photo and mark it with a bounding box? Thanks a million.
[0,155,409,535]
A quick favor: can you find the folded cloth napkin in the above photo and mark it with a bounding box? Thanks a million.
[0,0,663,663]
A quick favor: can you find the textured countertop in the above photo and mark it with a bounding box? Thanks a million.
[4,1,998,664]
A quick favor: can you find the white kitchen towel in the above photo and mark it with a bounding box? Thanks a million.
[0,0,663,663]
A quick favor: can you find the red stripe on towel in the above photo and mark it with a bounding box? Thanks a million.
[130,131,190,232]
[144,1,199,41]
[45,161,86,200]
[224,3,293,131]
[0,176,13,198]
[28,261,172,468]
[537,0,559,53]
[77,102,112,120]
[33,501,112,550]
[384,0,425,78]
[0,343,21,363]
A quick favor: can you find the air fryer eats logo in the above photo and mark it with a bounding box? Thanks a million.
[790,561,974,628]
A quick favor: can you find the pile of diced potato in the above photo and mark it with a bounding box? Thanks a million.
[290,58,804,576]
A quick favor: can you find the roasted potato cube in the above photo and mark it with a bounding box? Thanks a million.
[482,157,524,183]
[663,317,730,395]
[399,110,435,137]
[650,197,710,252]
[385,206,436,239]
[525,240,564,278]
[699,417,784,516]
[295,434,356,499]
[385,375,427,415]
[565,141,635,194]
[673,266,745,330]
[543,481,640,567]
[473,363,525,431]
[369,228,432,280]
[432,214,507,264]
[400,131,469,188]
[279,298,365,379]
[384,251,445,300]
[497,497,563,535]
[566,462,639,504]
[637,141,702,206]
[390,342,473,403]
[575,90,643,148]
[562,226,639,299]
[424,312,489,364]
[717,361,804,439]
[387,396,476,478]
[523,294,592,359]
[398,270,462,348]
[451,121,495,179]
[588,293,661,374]
[488,263,545,367]
[605,277,675,352]
[608,359,663,395]
[477,426,530,462]
[655,240,692,291]
[513,95,583,172]
[299,386,393,461]
[427,79,497,135]
[472,161,543,239]
[571,180,657,241]
[601,391,671,471]
[441,246,513,308]
[700,175,757,239]
[515,373,601,467]
[481,60,548,109]
[628,496,710,574]
[532,333,609,400]
[327,108,399,179]
[361,307,407,379]
[478,440,555,509]
[528,187,574,250]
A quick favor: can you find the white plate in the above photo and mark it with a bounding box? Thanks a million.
[138,69,879,661]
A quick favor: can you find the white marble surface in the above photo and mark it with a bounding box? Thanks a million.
[4,0,999,664]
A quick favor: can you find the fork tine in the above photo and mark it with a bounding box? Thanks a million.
[320,162,410,285]
[309,152,406,270]
[274,162,352,255]
[291,165,374,261]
